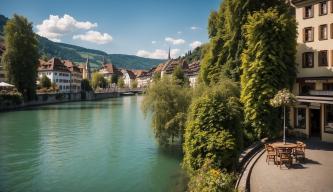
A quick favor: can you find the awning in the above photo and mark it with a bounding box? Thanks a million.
[0,82,14,87]
[296,96,333,104]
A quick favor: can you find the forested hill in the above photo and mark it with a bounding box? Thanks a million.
[0,14,165,70]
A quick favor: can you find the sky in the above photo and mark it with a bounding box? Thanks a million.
[0,0,221,59]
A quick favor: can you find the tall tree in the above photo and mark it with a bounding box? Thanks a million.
[240,8,297,138]
[91,72,107,89]
[142,77,191,145]
[1,15,39,100]
[200,0,290,84]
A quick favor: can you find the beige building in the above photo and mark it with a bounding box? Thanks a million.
[290,0,333,142]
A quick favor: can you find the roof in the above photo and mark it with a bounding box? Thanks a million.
[154,63,165,73]
[187,61,200,77]
[63,60,81,73]
[38,57,70,73]
[100,63,122,76]
[162,59,189,75]
[291,0,320,6]
[132,70,146,77]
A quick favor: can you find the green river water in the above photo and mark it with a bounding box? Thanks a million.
[0,96,186,192]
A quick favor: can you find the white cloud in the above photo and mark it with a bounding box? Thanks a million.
[73,30,113,44]
[177,31,182,34]
[165,37,185,45]
[190,26,200,30]
[189,41,202,49]
[36,14,97,42]
[152,41,157,44]
[136,49,180,59]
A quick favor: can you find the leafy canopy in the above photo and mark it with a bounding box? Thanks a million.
[142,77,191,145]
[1,14,39,101]
[240,8,297,138]
[183,79,242,173]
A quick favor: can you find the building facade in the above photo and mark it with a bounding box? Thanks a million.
[64,60,82,93]
[121,69,136,88]
[291,0,333,142]
[38,58,71,93]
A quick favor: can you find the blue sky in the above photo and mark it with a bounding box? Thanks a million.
[0,0,220,59]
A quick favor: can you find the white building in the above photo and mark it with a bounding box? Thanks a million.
[38,58,71,93]
[290,0,333,143]
[121,69,136,88]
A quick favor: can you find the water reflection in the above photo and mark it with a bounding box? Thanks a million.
[0,96,184,192]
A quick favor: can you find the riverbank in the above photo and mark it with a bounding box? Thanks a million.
[0,91,121,112]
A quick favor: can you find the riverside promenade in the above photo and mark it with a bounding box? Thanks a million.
[250,138,333,192]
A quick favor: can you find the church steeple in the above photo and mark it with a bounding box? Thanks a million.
[86,57,91,80]
[168,47,171,60]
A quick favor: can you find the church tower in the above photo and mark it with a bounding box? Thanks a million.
[168,47,171,60]
[86,57,91,80]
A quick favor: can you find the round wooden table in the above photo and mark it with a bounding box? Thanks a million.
[271,142,298,148]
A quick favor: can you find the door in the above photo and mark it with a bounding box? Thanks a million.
[310,108,321,137]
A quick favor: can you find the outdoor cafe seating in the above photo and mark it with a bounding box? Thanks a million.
[265,141,306,169]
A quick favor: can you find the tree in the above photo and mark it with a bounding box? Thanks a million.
[81,79,92,91]
[117,78,125,88]
[240,8,297,138]
[131,80,138,88]
[183,79,242,173]
[91,72,107,89]
[40,75,51,88]
[111,74,118,84]
[142,77,191,145]
[200,0,290,84]
[172,65,188,86]
[1,15,39,101]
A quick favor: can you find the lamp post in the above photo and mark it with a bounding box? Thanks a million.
[283,105,286,144]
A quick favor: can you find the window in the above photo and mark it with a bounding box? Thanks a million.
[323,83,333,90]
[324,104,333,133]
[300,83,315,95]
[304,5,314,18]
[319,1,328,15]
[318,50,328,66]
[295,108,306,129]
[302,52,314,67]
[319,24,328,40]
[331,23,333,39]
[331,0,333,13]
[303,27,314,42]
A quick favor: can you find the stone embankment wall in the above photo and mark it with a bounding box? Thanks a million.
[0,91,120,111]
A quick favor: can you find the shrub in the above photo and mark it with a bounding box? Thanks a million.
[187,160,236,192]
[183,79,242,173]
[0,89,23,106]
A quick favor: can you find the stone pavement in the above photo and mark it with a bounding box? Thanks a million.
[250,138,333,192]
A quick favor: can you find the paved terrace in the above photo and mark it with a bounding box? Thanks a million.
[250,138,333,192]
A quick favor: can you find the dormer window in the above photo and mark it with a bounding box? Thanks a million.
[319,1,328,15]
[304,5,313,18]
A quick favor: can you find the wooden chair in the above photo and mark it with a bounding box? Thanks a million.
[276,147,293,169]
[265,144,276,164]
[294,143,306,162]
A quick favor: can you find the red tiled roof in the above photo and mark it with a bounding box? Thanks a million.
[100,64,122,75]
[63,60,81,73]
[38,57,70,73]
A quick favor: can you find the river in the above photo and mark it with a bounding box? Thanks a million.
[0,96,186,192]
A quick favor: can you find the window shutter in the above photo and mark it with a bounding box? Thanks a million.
[302,53,305,67]
[312,27,314,41]
[303,28,306,42]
